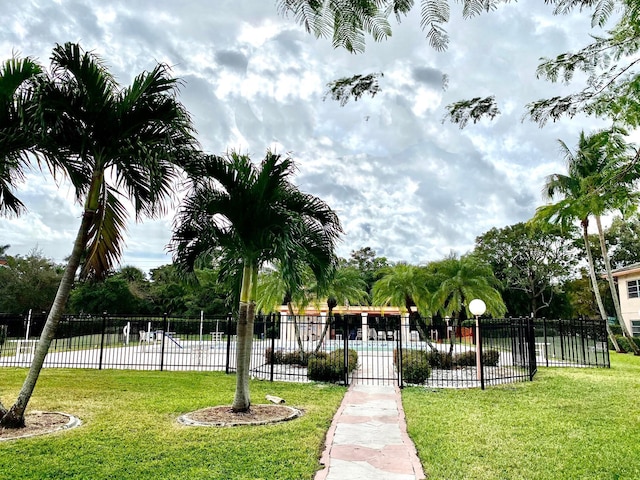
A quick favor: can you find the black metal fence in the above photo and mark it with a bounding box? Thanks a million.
[0,313,609,389]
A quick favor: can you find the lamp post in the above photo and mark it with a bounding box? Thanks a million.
[469,299,486,385]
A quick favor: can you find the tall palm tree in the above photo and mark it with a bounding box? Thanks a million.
[533,128,640,354]
[171,151,341,412]
[0,56,44,420]
[0,43,198,428]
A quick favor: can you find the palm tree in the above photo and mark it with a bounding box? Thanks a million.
[0,56,44,420]
[533,128,640,353]
[429,254,506,354]
[257,263,368,353]
[0,56,43,217]
[0,43,198,428]
[171,151,341,412]
[430,254,505,319]
[372,263,434,346]
[313,265,369,352]
[256,263,316,353]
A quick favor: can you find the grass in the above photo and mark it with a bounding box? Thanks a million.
[0,369,345,480]
[402,352,640,480]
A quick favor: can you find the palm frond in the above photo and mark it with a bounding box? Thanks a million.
[81,187,128,280]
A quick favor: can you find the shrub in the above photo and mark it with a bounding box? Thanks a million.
[400,350,431,385]
[610,324,623,336]
[453,350,476,367]
[265,348,317,366]
[308,349,358,383]
[612,335,631,353]
[482,349,500,366]
[425,350,453,369]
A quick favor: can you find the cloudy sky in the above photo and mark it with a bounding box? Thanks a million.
[0,0,616,273]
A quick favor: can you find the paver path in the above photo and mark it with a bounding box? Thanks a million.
[315,384,425,480]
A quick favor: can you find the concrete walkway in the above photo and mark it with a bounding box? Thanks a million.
[315,384,426,480]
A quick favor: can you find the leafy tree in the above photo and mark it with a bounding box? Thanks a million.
[0,250,64,314]
[68,276,143,315]
[474,222,578,317]
[345,246,389,296]
[0,43,198,428]
[171,151,341,412]
[563,269,614,318]
[606,214,640,269]
[185,267,236,317]
[278,1,640,128]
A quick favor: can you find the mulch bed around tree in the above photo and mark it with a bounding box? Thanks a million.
[178,404,302,427]
[0,412,81,441]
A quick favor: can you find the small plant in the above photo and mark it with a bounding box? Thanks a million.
[451,349,500,367]
[611,335,632,353]
[308,349,358,383]
[265,348,314,366]
[425,350,453,369]
[399,350,431,385]
[453,350,476,367]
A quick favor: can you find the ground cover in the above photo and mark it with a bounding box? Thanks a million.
[403,353,640,480]
[0,369,344,479]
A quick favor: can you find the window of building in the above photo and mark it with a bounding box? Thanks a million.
[628,280,640,299]
[632,321,640,337]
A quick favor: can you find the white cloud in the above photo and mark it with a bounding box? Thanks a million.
[0,0,613,273]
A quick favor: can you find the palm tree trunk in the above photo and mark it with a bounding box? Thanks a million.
[232,263,255,412]
[582,219,621,353]
[314,308,333,355]
[595,215,639,354]
[0,208,94,428]
[286,301,306,354]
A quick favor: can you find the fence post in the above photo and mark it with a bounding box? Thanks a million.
[343,326,349,386]
[397,316,403,388]
[98,312,107,370]
[477,318,485,390]
[527,318,537,380]
[225,312,233,374]
[579,317,587,364]
[160,313,168,371]
[269,314,275,382]
[542,317,549,367]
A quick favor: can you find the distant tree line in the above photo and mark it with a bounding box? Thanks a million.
[3,213,639,320]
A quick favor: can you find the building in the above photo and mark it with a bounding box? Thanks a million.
[611,263,640,337]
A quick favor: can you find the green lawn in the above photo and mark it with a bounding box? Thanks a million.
[0,369,345,480]
[403,353,640,480]
[2,354,639,480]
